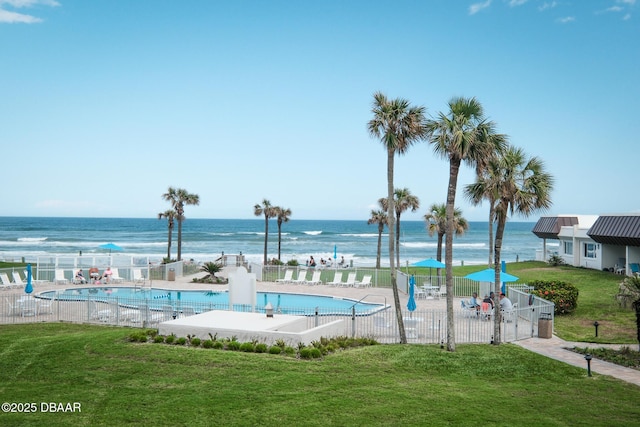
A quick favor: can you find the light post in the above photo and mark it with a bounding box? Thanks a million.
[593,321,600,337]
[585,353,593,377]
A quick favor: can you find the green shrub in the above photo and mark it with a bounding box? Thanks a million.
[269,345,282,355]
[530,280,579,315]
[164,334,175,344]
[127,332,149,343]
[547,254,566,266]
[286,259,299,266]
[153,335,165,343]
[255,343,268,353]
[202,340,214,349]
[176,337,187,345]
[299,347,313,359]
[309,348,322,359]
[240,342,255,352]
[284,346,296,356]
[190,337,201,347]
[212,341,224,350]
[227,341,241,351]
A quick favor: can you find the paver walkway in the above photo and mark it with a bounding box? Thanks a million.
[515,335,640,387]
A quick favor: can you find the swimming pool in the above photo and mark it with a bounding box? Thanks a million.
[38,287,387,316]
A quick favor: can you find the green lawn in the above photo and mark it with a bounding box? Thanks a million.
[1,323,639,426]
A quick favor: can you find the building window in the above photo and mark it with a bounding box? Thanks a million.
[563,241,573,255]
[584,243,597,259]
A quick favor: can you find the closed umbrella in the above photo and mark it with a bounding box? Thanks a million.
[407,275,417,315]
[25,264,33,294]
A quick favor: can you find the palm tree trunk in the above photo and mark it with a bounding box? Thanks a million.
[436,233,444,262]
[376,225,382,269]
[167,227,172,260]
[396,214,401,268]
[277,223,282,260]
[177,220,183,261]
[488,203,495,266]
[388,149,406,344]
[445,159,461,352]
[493,211,507,345]
[263,215,269,265]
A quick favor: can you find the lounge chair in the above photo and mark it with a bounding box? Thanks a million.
[355,275,372,288]
[132,269,146,285]
[162,304,175,321]
[461,300,478,318]
[342,272,357,287]
[38,298,53,315]
[291,270,308,285]
[12,272,25,288]
[54,269,69,285]
[89,300,112,322]
[326,272,343,286]
[305,270,322,286]
[109,268,125,284]
[72,269,88,284]
[0,273,18,290]
[435,284,446,300]
[629,263,640,277]
[275,270,293,283]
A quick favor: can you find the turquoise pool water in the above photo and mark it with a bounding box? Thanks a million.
[38,287,386,316]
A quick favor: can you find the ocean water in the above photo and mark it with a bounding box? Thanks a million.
[0,217,549,267]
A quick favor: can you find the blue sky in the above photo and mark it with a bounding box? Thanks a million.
[1,0,638,222]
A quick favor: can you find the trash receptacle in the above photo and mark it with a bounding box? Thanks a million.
[168,268,175,281]
[538,313,552,339]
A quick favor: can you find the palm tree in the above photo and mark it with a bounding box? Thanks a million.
[367,205,388,269]
[468,127,508,266]
[617,276,640,351]
[158,209,177,261]
[423,203,468,262]
[465,145,553,344]
[368,91,428,344]
[162,187,200,261]
[274,206,292,261]
[379,188,420,266]
[254,199,277,265]
[426,96,507,351]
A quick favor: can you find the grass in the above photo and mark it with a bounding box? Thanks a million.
[1,323,639,426]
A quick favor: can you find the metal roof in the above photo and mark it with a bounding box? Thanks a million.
[587,215,640,247]
[532,216,578,239]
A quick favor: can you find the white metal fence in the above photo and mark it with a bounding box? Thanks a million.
[0,292,547,343]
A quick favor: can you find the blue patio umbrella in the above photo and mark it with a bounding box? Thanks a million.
[334,245,337,260]
[412,258,446,283]
[25,263,33,294]
[464,268,519,283]
[99,242,123,254]
[407,275,417,314]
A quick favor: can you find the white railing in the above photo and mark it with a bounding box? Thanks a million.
[0,293,541,343]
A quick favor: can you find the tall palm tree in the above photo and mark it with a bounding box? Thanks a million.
[368,91,428,344]
[379,189,420,266]
[158,209,177,261]
[426,96,507,351]
[254,199,277,265]
[274,206,292,261]
[468,127,508,266]
[162,187,200,261]
[367,205,388,269]
[424,203,468,262]
[465,145,553,344]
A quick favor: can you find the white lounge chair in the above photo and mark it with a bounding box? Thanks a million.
[181,306,196,318]
[0,273,18,290]
[12,272,25,288]
[72,269,88,285]
[275,270,293,283]
[355,275,372,288]
[305,270,322,286]
[291,270,308,284]
[89,300,112,322]
[109,268,125,284]
[38,298,53,315]
[132,269,146,285]
[54,269,69,285]
[341,272,357,287]
[327,272,343,286]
